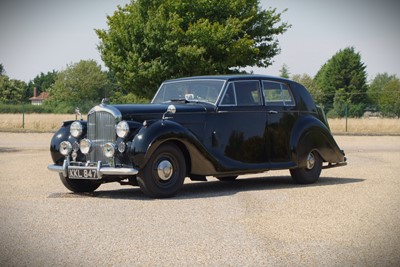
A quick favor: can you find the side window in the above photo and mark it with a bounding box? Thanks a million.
[234,81,261,106]
[263,81,295,106]
[221,82,236,105]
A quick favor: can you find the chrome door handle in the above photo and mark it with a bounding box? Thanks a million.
[268,110,278,114]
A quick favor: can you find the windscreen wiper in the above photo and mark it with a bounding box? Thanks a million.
[169,98,190,103]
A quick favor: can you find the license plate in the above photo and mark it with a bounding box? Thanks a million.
[68,167,98,179]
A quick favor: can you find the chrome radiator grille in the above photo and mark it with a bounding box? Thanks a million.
[87,110,116,164]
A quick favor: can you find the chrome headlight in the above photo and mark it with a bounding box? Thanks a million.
[70,121,83,138]
[103,143,116,158]
[116,121,129,138]
[60,141,72,156]
[80,139,92,155]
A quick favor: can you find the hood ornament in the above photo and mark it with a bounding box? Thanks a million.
[101,98,109,105]
[75,107,82,120]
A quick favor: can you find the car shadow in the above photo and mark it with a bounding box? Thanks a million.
[178,176,365,199]
[48,176,365,200]
[0,147,21,153]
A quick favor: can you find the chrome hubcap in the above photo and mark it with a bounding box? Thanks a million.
[157,160,173,181]
[306,152,315,170]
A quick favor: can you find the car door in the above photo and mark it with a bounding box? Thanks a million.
[263,80,298,168]
[207,80,268,169]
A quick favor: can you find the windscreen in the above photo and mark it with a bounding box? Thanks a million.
[152,80,225,105]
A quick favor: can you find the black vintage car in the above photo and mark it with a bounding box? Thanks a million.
[48,75,346,198]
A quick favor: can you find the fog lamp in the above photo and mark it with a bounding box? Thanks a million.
[116,121,129,138]
[103,143,116,158]
[118,142,126,153]
[80,139,92,155]
[60,141,72,156]
[70,121,83,138]
[72,142,80,152]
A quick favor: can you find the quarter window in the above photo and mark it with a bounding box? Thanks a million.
[263,81,295,106]
[220,83,236,105]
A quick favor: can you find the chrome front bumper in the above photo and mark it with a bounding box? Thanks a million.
[48,159,139,179]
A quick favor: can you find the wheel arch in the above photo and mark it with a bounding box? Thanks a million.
[50,120,80,164]
[290,115,345,167]
[130,120,216,175]
[160,139,192,177]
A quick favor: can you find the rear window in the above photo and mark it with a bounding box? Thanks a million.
[263,81,295,106]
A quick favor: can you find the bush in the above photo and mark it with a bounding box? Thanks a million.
[326,102,366,118]
[0,103,53,113]
[43,100,100,114]
[110,92,150,104]
[0,100,103,114]
[348,103,366,118]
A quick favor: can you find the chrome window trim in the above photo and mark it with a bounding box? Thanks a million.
[219,82,237,106]
[219,80,262,107]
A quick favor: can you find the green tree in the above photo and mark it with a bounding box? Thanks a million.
[27,70,57,98]
[279,64,290,78]
[314,47,368,117]
[0,64,5,76]
[96,0,290,98]
[0,75,27,104]
[291,73,324,103]
[106,69,150,104]
[47,60,110,113]
[367,73,396,110]
[331,88,349,117]
[378,78,400,117]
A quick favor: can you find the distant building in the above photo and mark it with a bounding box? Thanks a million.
[29,87,49,105]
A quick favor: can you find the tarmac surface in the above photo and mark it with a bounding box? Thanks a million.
[0,133,399,266]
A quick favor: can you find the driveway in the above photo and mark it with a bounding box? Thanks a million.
[0,133,399,266]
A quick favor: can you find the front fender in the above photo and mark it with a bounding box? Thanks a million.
[50,120,87,164]
[130,120,212,171]
[290,115,345,167]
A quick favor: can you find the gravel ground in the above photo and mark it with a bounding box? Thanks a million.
[0,133,399,266]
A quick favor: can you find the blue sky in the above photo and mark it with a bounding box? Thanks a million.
[0,0,399,82]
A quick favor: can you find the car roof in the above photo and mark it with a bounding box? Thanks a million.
[164,74,293,83]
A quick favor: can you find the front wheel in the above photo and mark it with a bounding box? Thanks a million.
[137,143,186,198]
[59,174,101,193]
[290,150,322,184]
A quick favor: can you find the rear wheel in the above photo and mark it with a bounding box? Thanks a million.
[290,150,322,184]
[137,143,186,198]
[59,174,101,193]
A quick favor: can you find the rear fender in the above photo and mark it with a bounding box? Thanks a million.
[290,115,345,167]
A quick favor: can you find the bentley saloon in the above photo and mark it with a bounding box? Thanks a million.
[48,75,346,198]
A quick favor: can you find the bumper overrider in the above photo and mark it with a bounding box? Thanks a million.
[48,159,138,180]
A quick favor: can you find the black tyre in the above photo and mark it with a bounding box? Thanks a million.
[216,176,238,182]
[290,150,322,184]
[59,174,101,193]
[137,143,186,198]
